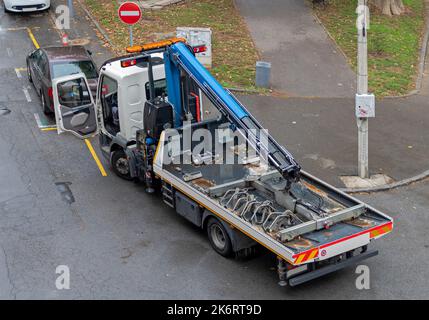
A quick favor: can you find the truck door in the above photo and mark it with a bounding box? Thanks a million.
[52,73,98,139]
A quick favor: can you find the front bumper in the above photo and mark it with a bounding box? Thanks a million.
[5,2,50,12]
[288,249,378,287]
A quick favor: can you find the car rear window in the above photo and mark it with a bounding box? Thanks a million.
[52,61,98,79]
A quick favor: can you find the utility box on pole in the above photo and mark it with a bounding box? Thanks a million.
[355,93,375,118]
[177,27,212,68]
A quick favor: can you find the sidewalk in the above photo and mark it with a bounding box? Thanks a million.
[235,0,356,97]
[238,93,429,187]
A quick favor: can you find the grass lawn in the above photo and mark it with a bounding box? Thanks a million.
[84,0,260,90]
[314,0,426,96]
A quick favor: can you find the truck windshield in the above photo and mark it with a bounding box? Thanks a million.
[57,77,92,108]
[53,61,98,79]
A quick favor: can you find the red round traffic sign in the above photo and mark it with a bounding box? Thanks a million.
[118,2,142,25]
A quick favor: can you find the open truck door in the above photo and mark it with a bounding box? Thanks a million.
[52,73,98,139]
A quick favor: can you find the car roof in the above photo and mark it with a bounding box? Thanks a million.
[42,46,91,62]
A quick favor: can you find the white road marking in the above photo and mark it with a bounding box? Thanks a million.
[6,48,13,57]
[23,87,32,102]
[33,113,56,129]
[34,113,43,128]
[15,68,22,79]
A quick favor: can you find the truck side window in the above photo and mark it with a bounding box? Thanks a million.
[145,79,167,100]
[100,75,120,135]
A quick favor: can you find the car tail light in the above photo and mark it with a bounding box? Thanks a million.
[48,87,54,108]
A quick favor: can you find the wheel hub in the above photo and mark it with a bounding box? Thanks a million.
[210,224,226,250]
[116,157,129,175]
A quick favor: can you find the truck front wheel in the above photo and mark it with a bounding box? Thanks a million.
[111,149,133,180]
[207,218,233,257]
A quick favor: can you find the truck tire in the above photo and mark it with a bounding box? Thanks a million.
[207,217,233,257]
[111,149,133,180]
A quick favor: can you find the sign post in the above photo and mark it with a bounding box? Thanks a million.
[67,0,74,18]
[118,2,142,47]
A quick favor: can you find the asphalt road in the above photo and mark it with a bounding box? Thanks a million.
[0,2,428,299]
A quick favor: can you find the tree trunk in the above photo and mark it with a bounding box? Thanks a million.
[372,0,405,16]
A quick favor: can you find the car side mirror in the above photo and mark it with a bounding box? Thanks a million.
[87,50,93,56]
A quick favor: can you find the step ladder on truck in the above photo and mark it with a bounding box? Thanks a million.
[50,38,393,287]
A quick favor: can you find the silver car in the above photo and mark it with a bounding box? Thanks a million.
[3,0,50,13]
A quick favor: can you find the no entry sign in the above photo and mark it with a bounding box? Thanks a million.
[118,2,142,25]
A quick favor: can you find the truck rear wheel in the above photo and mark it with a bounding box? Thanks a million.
[111,149,133,180]
[207,218,233,257]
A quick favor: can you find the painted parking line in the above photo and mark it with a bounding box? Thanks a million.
[1,26,39,31]
[84,139,107,177]
[22,87,32,102]
[15,67,26,79]
[33,113,56,129]
[27,27,40,49]
[41,127,57,132]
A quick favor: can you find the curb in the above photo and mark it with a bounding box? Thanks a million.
[340,170,429,194]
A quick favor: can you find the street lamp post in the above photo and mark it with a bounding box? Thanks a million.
[357,0,369,179]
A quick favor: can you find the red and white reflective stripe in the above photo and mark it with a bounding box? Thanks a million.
[292,221,393,265]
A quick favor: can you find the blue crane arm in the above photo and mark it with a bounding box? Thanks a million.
[164,42,301,183]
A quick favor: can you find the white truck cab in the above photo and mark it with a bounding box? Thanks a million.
[97,53,166,143]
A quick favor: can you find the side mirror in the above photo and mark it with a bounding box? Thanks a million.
[87,50,93,56]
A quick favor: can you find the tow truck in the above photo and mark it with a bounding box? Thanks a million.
[51,38,393,286]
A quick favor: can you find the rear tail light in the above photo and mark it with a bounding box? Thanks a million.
[121,59,137,68]
[193,45,207,53]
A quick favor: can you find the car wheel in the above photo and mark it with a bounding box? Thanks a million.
[27,65,33,83]
[111,149,133,180]
[207,217,233,257]
[41,92,51,115]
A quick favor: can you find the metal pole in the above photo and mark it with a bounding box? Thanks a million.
[357,0,369,178]
[67,0,74,18]
[129,25,133,47]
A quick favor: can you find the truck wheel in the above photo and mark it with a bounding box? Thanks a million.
[207,218,233,257]
[111,149,133,180]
